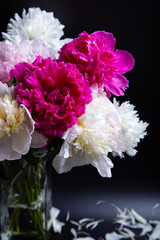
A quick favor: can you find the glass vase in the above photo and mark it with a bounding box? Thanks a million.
[0,151,54,240]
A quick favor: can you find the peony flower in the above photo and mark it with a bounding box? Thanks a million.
[52,86,126,177]
[59,31,135,97]
[11,56,92,140]
[0,82,47,161]
[113,99,148,156]
[52,86,148,177]
[2,7,71,57]
[0,39,55,86]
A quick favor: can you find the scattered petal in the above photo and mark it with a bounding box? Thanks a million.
[47,207,65,233]
[130,209,147,225]
[149,223,160,239]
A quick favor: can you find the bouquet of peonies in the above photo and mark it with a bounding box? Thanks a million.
[0,7,148,239]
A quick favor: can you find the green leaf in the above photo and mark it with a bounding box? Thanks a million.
[10,76,18,87]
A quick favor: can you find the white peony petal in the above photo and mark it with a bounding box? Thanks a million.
[75,238,95,240]
[53,147,87,174]
[11,125,31,155]
[21,104,35,134]
[50,207,60,219]
[92,156,114,178]
[47,207,64,233]
[0,135,12,161]
[9,150,22,160]
[130,209,147,225]
[31,130,47,148]
[149,223,160,239]
[0,81,11,97]
[71,228,77,238]
[105,231,124,240]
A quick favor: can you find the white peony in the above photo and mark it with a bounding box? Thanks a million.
[114,99,148,156]
[2,7,71,57]
[53,86,126,177]
[0,82,47,161]
[52,86,148,178]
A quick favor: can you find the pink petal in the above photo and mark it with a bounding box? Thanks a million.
[91,31,116,49]
[115,50,135,74]
[106,74,129,96]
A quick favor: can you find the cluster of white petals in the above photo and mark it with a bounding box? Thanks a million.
[2,7,71,57]
[114,99,148,156]
[53,86,125,177]
[0,82,47,161]
[105,205,160,240]
[53,86,148,177]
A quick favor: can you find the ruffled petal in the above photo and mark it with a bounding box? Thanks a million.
[115,50,135,74]
[91,31,116,49]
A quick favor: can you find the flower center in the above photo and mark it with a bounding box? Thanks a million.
[0,94,25,138]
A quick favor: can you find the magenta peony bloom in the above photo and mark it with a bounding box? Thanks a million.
[59,31,135,97]
[11,56,92,139]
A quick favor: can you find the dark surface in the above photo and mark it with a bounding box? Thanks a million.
[0,0,159,239]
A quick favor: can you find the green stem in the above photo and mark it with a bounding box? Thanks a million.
[23,167,45,238]
[9,208,20,233]
[3,159,46,238]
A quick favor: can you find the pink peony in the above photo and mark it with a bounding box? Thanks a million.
[0,40,55,86]
[59,31,135,98]
[11,56,92,139]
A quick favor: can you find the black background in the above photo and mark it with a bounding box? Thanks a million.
[0,0,159,239]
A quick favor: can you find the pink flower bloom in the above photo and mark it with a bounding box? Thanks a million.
[11,56,92,139]
[0,39,55,86]
[59,31,135,97]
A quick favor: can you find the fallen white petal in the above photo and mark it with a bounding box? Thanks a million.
[71,227,77,238]
[119,227,135,238]
[47,207,64,233]
[149,223,160,239]
[139,224,152,236]
[79,218,94,225]
[74,237,95,240]
[152,203,160,215]
[130,209,147,225]
[86,219,104,230]
[66,210,70,221]
[105,231,124,240]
